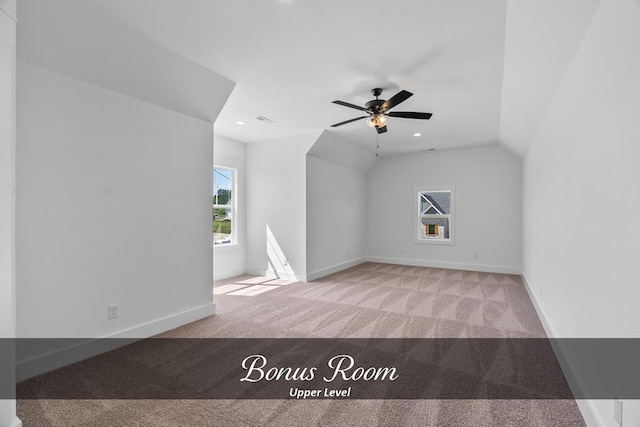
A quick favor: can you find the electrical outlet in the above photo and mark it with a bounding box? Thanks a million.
[473,253,478,260]
[108,304,119,319]
[615,398,622,426]
[346,250,349,258]
[401,248,405,255]
[283,258,287,266]
[540,285,543,296]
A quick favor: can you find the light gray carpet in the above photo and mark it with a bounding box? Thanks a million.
[17,262,585,426]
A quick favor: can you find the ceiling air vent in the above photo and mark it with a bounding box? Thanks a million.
[256,115,275,125]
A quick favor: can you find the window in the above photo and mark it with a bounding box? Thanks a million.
[415,186,455,244]
[213,166,236,246]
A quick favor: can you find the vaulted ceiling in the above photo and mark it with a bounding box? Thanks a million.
[18,0,601,157]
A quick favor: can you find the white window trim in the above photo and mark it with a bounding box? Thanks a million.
[213,165,237,247]
[414,184,456,246]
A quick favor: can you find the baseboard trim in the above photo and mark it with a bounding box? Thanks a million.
[245,268,277,278]
[16,302,215,381]
[520,272,556,338]
[306,257,366,281]
[12,416,22,427]
[244,268,306,282]
[214,270,247,282]
[521,271,602,427]
[365,256,521,275]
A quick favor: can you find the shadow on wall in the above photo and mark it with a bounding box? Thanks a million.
[266,225,296,280]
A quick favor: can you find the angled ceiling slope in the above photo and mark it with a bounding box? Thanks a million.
[80,0,508,155]
[499,0,601,157]
[308,131,377,173]
[18,0,602,157]
[17,0,235,124]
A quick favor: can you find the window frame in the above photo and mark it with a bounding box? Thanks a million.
[213,165,237,247]
[414,185,456,246]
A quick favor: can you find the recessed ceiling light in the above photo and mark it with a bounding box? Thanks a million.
[236,121,246,125]
[413,133,422,137]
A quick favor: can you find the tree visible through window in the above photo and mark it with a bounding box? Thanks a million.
[417,188,454,243]
[213,166,235,245]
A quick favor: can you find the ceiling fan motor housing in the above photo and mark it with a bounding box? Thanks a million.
[366,88,385,113]
[365,99,385,113]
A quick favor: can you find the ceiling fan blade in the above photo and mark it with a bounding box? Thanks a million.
[376,125,388,134]
[381,90,413,111]
[330,116,368,127]
[332,100,370,112]
[387,111,433,120]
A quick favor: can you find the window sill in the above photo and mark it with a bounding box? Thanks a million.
[414,238,456,246]
[214,243,239,250]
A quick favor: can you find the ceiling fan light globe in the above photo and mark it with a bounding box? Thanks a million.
[367,114,387,128]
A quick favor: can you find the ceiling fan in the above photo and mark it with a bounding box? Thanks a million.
[331,88,432,134]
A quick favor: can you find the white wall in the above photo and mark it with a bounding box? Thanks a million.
[245,132,321,281]
[522,0,640,425]
[366,146,522,273]
[17,63,215,341]
[305,131,375,280]
[213,135,246,280]
[306,155,367,280]
[499,0,600,157]
[0,0,20,425]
